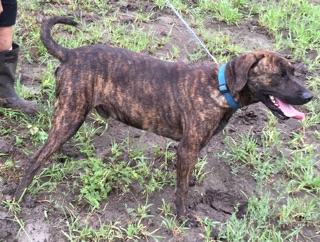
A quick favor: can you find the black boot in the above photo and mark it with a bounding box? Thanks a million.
[0,43,38,114]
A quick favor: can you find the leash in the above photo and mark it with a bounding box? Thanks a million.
[165,1,239,110]
[165,0,217,64]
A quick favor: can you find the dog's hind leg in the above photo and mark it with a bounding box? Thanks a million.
[14,92,90,200]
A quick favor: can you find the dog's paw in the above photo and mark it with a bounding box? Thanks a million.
[188,175,197,187]
[179,212,200,228]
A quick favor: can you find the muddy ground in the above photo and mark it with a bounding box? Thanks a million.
[0,1,319,241]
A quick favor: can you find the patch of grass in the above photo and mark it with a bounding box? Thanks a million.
[28,157,79,196]
[2,199,31,240]
[39,60,58,100]
[222,132,279,181]
[219,194,296,241]
[121,220,159,241]
[15,7,43,63]
[188,31,245,63]
[74,121,101,157]
[262,113,281,148]
[284,147,320,193]
[278,196,320,226]
[154,142,176,164]
[303,76,320,128]
[133,11,155,23]
[26,123,48,145]
[0,159,21,186]
[193,156,210,184]
[126,200,153,221]
[107,23,162,53]
[0,107,28,122]
[159,199,188,237]
[257,0,320,66]
[223,117,319,194]
[314,131,320,141]
[62,203,160,241]
[198,0,248,24]
[69,0,111,13]
[3,103,53,147]
[63,220,123,242]
[55,19,107,48]
[219,190,320,241]
[155,0,189,12]
[200,217,220,242]
[165,44,181,61]
[80,151,175,208]
[14,77,37,100]
[80,157,134,208]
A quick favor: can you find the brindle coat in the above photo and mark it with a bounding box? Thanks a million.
[14,17,313,218]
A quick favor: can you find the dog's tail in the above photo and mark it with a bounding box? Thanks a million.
[41,16,78,62]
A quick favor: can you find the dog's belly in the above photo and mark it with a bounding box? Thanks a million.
[95,104,183,141]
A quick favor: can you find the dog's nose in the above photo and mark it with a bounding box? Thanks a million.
[301,91,313,102]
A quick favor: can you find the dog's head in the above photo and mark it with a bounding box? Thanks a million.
[227,51,313,120]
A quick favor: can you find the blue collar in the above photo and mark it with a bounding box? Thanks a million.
[218,64,240,110]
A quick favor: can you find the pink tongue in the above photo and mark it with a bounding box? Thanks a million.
[276,98,305,121]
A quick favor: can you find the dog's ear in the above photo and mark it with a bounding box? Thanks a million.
[228,52,265,92]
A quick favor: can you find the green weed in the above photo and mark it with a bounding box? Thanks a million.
[200,217,220,242]
[284,147,320,193]
[188,31,244,63]
[2,199,31,240]
[222,132,278,181]
[278,196,320,226]
[62,207,123,241]
[80,154,174,208]
[198,0,248,24]
[62,203,160,241]
[74,122,101,157]
[107,22,162,53]
[219,194,289,241]
[193,156,210,183]
[257,0,320,65]
[26,123,48,145]
[155,0,188,12]
[29,157,79,196]
[159,200,188,237]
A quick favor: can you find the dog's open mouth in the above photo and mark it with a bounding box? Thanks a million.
[265,95,305,121]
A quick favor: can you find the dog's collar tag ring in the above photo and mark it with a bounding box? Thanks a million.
[218,64,240,110]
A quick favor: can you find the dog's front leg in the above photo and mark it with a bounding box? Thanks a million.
[175,138,200,218]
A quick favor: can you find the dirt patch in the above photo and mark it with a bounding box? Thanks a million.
[19,64,44,94]
[204,19,274,51]
[0,137,12,154]
[94,119,170,159]
[0,207,19,242]
[17,209,50,242]
[193,189,248,219]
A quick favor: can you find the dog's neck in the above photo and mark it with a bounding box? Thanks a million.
[238,88,256,107]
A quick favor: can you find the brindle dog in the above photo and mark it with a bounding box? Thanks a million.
[14,17,313,218]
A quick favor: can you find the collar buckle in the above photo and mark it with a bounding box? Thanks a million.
[218,83,228,93]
